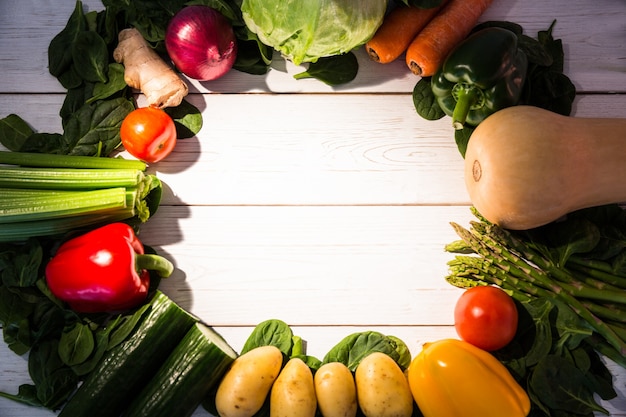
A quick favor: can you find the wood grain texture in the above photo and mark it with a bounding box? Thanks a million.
[0,0,624,94]
[0,0,625,415]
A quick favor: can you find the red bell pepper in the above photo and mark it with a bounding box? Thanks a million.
[45,222,173,313]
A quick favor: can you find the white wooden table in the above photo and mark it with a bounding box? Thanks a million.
[1,0,625,415]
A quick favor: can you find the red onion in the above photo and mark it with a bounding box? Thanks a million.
[165,6,237,81]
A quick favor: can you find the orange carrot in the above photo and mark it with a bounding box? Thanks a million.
[405,0,495,77]
[365,2,448,64]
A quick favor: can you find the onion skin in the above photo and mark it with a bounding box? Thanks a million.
[165,5,237,81]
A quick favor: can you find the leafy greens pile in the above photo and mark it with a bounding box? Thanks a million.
[413,20,576,157]
[446,205,626,416]
[0,0,207,156]
[0,237,165,409]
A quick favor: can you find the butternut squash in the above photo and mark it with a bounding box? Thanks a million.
[464,105,626,230]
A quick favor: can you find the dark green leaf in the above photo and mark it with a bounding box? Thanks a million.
[58,322,95,366]
[584,342,618,401]
[70,325,110,376]
[322,331,401,371]
[28,339,79,410]
[454,126,474,158]
[0,286,35,328]
[61,83,96,124]
[293,53,359,86]
[0,114,35,152]
[30,299,67,345]
[107,302,152,350]
[537,20,564,72]
[14,133,65,154]
[96,7,121,46]
[0,384,43,407]
[87,63,127,103]
[241,319,294,356]
[471,21,524,37]
[387,335,411,370]
[530,355,609,415]
[517,35,553,67]
[412,78,445,121]
[72,31,109,83]
[233,39,273,75]
[527,71,576,116]
[62,97,134,156]
[0,239,43,288]
[164,99,203,139]
[56,65,84,90]
[521,299,555,367]
[3,319,32,355]
[48,1,87,77]
[551,299,593,351]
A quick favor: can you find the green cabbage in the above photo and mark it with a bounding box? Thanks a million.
[241,0,388,65]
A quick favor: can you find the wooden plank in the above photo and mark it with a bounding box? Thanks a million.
[0,0,624,94]
[138,205,475,326]
[1,94,626,206]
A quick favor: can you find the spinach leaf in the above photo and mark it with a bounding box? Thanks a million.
[164,99,204,139]
[0,384,43,408]
[71,31,109,84]
[58,322,95,367]
[15,134,66,154]
[387,335,412,370]
[0,238,42,287]
[62,97,134,156]
[48,1,87,79]
[493,297,617,417]
[28,339,79,410]
[87,63,127,104]
[523,20,576,116]
[107,302,152,350]
[454,126,473,158]
[241,319,294,356]
[233,39,273,75]
[322,331,405,371]
[412,78,445,121]
[530,355,610,416]
[293,53,359,86]
[0,114,35,152]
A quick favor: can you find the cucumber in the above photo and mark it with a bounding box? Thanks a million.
[124,322,238,417]
[58,291,197,417]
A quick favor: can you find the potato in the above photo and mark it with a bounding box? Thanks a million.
[355,352,413,417]
[270,357,317,417]
[314,362,358,417]
[215,345,284,417]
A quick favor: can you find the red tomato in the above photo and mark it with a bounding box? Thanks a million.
[454,286,518,351]
[120,107,177,163]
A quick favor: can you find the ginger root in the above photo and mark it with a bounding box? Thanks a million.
[113,28,188,109]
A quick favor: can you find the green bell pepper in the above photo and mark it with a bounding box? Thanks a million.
[431,27,528,130]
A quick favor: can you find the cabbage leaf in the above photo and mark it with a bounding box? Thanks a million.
[241,0,388,65]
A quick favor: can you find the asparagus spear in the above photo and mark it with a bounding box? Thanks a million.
[446,221,626,358]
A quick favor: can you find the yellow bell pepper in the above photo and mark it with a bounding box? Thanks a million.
[407,338,530,417]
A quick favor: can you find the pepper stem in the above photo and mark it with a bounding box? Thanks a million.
[451,84,481,130]
[135,253,175,277]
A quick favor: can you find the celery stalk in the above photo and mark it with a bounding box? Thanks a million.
[0,150,146,170]
[0,188,132,223]
[0,210,136,242]
[0,151,161,241]
[0,167,144,190]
